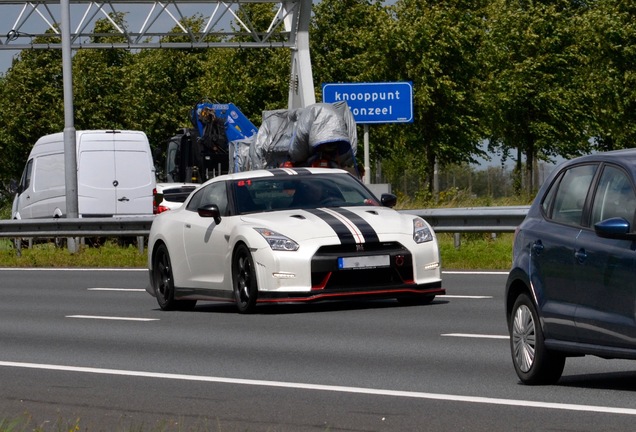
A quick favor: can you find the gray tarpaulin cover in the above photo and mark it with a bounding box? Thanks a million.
[244,101,357,171]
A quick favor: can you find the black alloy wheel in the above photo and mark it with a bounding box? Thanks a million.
[153,244,196,311]
[233,244,258,314]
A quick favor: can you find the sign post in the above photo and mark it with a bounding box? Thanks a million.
[322,82,413,184]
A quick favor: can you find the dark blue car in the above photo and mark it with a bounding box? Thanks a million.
[506,149,636,385]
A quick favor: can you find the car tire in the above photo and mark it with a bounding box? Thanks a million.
[153,244,196,311]
[510,293,565,385]
[233,244,258,314]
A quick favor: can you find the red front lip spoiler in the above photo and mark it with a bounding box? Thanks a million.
[256,287,445,304]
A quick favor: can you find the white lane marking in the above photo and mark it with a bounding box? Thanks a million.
[443,271,509,275]
[88,288,146,292]
[443,333,509,340]
[440,295,493,299]
[0,361,634,416]
[66,315,158,322]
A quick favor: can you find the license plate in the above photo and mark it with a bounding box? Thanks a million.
[338,255,390,269]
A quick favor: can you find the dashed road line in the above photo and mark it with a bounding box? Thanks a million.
[87,288,146,292]
[66,315,158,322]
[442,333,509,339]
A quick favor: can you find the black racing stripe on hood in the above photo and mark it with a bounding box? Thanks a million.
[304,209,356,245]
[331,208,380,243]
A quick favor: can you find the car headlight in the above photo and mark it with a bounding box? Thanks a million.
[254,228,299,251]
[413,217,434,243]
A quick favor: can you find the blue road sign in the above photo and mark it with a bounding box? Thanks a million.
[322,82,413,124]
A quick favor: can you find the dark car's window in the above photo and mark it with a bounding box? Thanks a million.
[591,166,636,226]
[541,171,563,215]
[231,173,378,214]
[186,182,228,215]
[549,164,597,226]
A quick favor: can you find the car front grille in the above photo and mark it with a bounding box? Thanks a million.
[310,242,414,290]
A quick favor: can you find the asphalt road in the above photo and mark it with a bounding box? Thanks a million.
[1,268,636,431]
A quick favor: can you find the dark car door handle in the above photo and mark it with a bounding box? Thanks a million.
[532,241,544,255]
[118,197,129,202]
[575,248,587,264]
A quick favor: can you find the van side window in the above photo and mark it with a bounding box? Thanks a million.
[34,153,65,192]
[20,159,33,192]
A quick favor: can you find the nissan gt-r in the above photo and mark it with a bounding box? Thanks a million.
[147,167,443,313]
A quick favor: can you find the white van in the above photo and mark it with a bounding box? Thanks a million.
[12,130,156,219]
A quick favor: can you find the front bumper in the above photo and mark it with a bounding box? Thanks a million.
[255,240,443,303]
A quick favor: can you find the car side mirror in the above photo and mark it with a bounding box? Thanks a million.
[594,217,636,240]
[198,204,222,224]
[380,193,397,208]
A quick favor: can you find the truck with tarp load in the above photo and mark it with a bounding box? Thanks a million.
[163,100,361,185]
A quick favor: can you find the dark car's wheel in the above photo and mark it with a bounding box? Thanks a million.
[510,293,565,385]
[233,244,258,314]
[153,244,196,311]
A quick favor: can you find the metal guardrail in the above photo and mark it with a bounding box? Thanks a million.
[0,206,530,240]
[0,216,154,238]
[0,217,155,256]
[401,206,530,233]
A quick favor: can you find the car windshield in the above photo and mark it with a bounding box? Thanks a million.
[232,173,379,214]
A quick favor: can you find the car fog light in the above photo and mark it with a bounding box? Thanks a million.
[424,262,440,270]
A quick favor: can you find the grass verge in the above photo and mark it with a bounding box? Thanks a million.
[0,233,512,270]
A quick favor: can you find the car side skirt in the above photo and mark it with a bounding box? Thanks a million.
[546,339,636,360]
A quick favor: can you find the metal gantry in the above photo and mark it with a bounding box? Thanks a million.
[0,1,316,252]
[0,0,316,107]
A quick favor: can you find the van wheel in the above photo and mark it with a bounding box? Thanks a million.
[152,244,196,311]
[510,294,565,385]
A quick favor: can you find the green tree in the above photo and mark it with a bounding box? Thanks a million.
[120,15,213,152]
[0,34,64,192]
[479,0,590,194]
[310,0,393,178]
[382,0,488,195]
[72,13,133,130]
[220,3,291,120]
[575,0,636,151]
[311,0,389,88]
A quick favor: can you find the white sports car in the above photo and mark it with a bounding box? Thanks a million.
[147,167,443,313]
